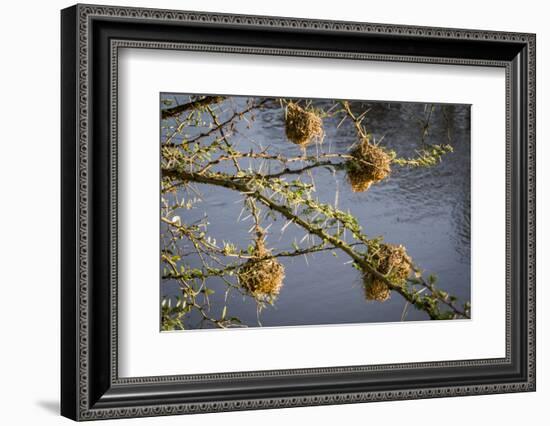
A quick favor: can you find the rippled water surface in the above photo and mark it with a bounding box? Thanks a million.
[161,95,471,328]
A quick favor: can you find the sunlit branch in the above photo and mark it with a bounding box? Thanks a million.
[165,167,469,320]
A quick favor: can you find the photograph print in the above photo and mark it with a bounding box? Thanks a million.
[160,94,471,331]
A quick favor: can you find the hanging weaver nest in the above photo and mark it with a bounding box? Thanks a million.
[346,138,392,192]
[364,278,392,302]
[238,237,285,301]
[285,102,324,146]
[363,243,412,302]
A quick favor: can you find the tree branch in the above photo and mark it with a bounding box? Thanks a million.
[161,96,225,120]
[167,168,469,319]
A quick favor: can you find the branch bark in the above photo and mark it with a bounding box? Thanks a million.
[161,96,225,120]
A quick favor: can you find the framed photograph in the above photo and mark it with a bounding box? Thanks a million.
[61,4,536,420]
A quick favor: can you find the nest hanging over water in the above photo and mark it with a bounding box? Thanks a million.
[238,238,285,301]
[363,243,412,302]
[346,138,392,192]
[364,278,392,302]
[285,102,324,146]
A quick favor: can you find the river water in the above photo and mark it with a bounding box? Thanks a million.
[161,95,471,329]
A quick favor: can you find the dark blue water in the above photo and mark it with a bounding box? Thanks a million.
[161,95,470,328]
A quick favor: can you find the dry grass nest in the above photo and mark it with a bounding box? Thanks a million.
[285,102,324,146]
[363,243,412,302]
[346,138,392,192]
[364,279,392,302]
[238,238,285,301]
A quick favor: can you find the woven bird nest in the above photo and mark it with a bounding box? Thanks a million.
[238,238,285,301]
[363,243,412,302]
[346,138,391,192]
[364,278,392,302]
[285,102,324,146]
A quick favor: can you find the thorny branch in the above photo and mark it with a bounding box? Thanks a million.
[160,96,469,329]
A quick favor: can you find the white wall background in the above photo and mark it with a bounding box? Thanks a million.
[0,0,547,424]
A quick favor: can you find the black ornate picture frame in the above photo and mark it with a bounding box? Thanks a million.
[61,4,536,421]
